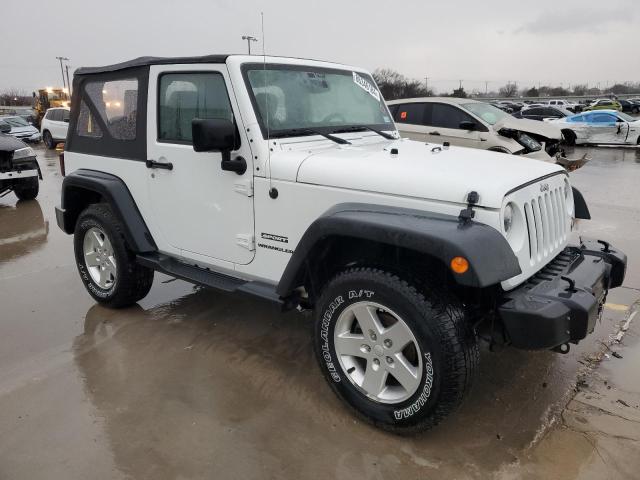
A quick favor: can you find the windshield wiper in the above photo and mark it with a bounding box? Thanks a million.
[331,125,396,140]
[270,128,351,145]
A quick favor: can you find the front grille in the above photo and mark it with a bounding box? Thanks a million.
[523,186,568,263]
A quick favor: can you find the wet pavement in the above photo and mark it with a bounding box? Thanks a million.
[0,144,638,479]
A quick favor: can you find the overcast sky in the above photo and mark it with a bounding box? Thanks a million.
[1,0,637,94]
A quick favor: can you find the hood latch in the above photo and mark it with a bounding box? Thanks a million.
[458,191,479,224]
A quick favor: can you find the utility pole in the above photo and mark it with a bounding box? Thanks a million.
[485,81,488,95]
[56,56,69,90]
[65,64,72,97]
[424,76,429,95]
[241,35,258,55]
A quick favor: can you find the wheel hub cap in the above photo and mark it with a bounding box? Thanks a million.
[334,301,423,404]
[83,227,117,289]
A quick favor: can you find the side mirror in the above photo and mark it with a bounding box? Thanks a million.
[0,122,11,134]
[63,118,69,123]
[192,118,246,175]
[459,121,477,131]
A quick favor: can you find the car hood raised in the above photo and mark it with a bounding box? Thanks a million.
[0,133,28,152]
[295,139,564,209]
[493,116,562,140]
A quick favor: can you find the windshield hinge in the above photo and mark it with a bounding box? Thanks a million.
[234,179,253,197]
[236,233,255,251]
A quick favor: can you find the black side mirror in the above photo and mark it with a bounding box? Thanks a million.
[63,118,69,123]
[459,121,477,131]
[0,122,11,134]
[192,118,246,175]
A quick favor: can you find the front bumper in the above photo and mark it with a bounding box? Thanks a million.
[0,168,39,180]
[498,238,627,350]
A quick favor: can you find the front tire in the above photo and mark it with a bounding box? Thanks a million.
[313,268,478,434]
[562,129,576,146]
[13,177,39,200]
[43,130,55,149]
[74,203,154,308]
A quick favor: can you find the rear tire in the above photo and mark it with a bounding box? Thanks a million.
[313,267,478,434]
[43,130,55,149]
[13,177,39,200]
[74,203,154,308]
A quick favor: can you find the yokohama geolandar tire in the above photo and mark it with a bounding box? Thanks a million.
[74,203,154,308]
[13,177,39,200]
[314,268,478,434]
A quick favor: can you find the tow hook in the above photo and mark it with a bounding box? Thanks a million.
[560,276,577,293]
[552,343,570,354]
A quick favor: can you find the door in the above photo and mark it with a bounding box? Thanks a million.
[392,103,429,141]
[50,109,69,140]
[588,112,627,144]
[426,103,486,148]
[146,65,255,265]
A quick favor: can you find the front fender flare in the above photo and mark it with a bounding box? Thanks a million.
[276,203,521,296]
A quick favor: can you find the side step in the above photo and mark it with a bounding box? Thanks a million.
[136,253,283,305]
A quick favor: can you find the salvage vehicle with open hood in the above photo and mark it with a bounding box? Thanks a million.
[549,110,640,146]
[0,130,41,200]
[55,54,626,434]
[386,97,567,163]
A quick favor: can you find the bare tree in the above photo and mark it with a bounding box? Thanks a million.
[0,88,31,106]
[498,83,518,98]
[571,84,588,96]
[372,68,433,100]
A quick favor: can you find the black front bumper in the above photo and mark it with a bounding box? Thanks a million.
[498,238,627,350]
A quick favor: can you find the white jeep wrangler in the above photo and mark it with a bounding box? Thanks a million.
[56,55,627,433]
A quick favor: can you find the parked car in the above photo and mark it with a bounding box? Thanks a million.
[55,54,626,434]
[489,102,513,113]
[583,99,622,111]
[618,99,640,114]
[387,97,564,162]
[513,105,572,121]
[550,110,640,145]
[547,99,581,113]
[0,129,41,200]
[40,107,70,149]
[0,115,42,143]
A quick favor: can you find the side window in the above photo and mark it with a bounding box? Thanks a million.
[430,103,476,129]
[527,108,543,115]
[158,72,233,143]
[393,103,426,125]
[84,78,138,140]
[76,99,103,138]
[49,110,61,121]
[591,113,617,123]
[387,104,399,117]
[62,109,70,122]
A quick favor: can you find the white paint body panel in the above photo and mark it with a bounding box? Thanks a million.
[65,55,575,293]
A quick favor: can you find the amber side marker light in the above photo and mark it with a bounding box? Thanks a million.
[450,256,469,274]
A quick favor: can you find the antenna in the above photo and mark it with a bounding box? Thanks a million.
[261,12,277,199]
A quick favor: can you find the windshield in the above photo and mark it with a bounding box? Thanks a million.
[244,64,394,137]
[461,103,509,125]
[1,116,29,127]
[618,112,635,122]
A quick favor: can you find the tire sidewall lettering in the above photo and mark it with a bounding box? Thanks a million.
[393,352,434,420]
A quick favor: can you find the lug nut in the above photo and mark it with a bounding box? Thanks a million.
[383,339,393,348]
[386,356,393,365]
[369,330,377,341]
[373,358,380,366]
[361,344,371,353]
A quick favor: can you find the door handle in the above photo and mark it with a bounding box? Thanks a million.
[146,159,173,170]
[428,131,441,136]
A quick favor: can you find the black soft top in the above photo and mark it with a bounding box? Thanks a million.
[75,54,231,75]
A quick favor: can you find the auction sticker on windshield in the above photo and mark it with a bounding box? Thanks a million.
[353,72,380,101]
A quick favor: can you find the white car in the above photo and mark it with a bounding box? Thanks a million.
[547,99,580,112]
[387,97,563,162]
[55,54,626,433]
[40,107,70,149]
[0,115,41,143]
[549,110,640,145]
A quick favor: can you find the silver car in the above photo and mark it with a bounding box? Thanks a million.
[0,115,41,143]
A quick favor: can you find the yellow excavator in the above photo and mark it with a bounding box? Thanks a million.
[32,87,70,127]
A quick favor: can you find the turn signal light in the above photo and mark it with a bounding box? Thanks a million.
[450,256,469,274]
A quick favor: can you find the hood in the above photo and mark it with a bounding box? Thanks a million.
[493,116,562,140]
[0,133,28,152]
[9,125,38,135]
[294,139,564,209]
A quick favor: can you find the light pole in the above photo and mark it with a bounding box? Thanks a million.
[65,64,72,97]
[56,56,69,90]
[241,35,258,55]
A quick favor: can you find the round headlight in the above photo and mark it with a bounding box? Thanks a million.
[503,203,514,234]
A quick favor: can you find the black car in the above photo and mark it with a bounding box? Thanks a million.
[619,99,640,114]
[0,127,41,200]
[513,106,572,121]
